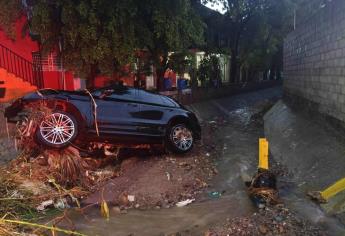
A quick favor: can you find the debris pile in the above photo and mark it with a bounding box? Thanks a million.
[82,142,219,210]
[0,105,221,234]
[207,205,327,236]
[246,170,280,208]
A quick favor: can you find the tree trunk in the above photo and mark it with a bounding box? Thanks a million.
[155,54,168,91]
[229,31,240,84]
[86,65,98,89]
[230,49,238,84]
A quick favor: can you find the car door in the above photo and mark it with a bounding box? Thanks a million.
[135,90,171,137]
[95,87,140,136]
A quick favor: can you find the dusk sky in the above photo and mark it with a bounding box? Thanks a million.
[203,0,227,14]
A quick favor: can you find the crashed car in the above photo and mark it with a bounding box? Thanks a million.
[5,84,201,153]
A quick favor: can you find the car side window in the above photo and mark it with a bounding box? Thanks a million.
[107,87,138,102]
[138,90,165,106]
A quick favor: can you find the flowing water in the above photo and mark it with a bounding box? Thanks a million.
[69,87,345,235]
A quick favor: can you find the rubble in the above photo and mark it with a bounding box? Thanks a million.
[36,199,54,211]
[0,104,221,234]
[208,206,328,236]
[176,199,195,207]
[247,170,280,208]
[307,191,328,204]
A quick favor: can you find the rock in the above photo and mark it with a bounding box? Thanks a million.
[54,198,70,210]
[36,199,54,211]
[118,192,129,205]
[127,195,135,202]
[278,225,284,233]
[112,206,121,214]
[259,224,268,235]
[120,209,128,214]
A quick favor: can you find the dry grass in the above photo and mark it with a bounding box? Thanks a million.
[0,103,120,234]
[0,220,16,236]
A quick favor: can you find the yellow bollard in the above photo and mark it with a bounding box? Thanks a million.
[320,178,345,201]
[259,138,269,170]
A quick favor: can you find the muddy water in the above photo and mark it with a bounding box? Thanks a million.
[69,87,343,235]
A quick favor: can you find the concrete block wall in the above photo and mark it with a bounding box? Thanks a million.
[284,0,345,122]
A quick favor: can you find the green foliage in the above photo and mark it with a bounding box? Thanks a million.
[0,0,22,39]
[28,0,205,79]
[168,51,194,76]
[197,54,221,87]
[203,0,296,81]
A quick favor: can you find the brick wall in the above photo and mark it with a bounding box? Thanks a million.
[284,0,345,122]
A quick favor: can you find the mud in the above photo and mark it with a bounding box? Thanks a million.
[83,122,220,209]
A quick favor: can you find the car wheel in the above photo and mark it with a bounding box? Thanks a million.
[166,123,194,154]
[36,111,78,149]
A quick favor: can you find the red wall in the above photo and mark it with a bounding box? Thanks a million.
[43,71,76,91]
[65,72,75,90]
[0,16,39,62]
[42,71,61,89]
[0,17,79,91]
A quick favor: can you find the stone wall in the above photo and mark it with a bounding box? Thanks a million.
[284,0,345,122]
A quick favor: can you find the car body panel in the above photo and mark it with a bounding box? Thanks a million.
[4,86,201,146]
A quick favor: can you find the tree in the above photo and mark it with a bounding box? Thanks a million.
[22,0,204,87]
[0,0,23,39]
[197,54,221,87]
[203,0,296,83]
[135,0,205,90]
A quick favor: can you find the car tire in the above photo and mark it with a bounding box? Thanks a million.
[166,123,194,154]
[36,111,78,149]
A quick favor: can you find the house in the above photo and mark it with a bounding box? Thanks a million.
[0,1,230,103]
[0,15,80,102]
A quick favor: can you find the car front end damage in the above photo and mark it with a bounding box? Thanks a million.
[4,98,25,122]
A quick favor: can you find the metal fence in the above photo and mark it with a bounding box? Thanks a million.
[0,43,43,88]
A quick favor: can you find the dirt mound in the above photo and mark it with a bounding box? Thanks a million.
[83,143,218,209]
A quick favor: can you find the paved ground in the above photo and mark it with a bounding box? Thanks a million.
[265,100,345,235]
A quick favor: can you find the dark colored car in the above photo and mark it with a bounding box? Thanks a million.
[5,85,201,153]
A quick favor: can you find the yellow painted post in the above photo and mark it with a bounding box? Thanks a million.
[320,178,345,201]
[259,138,269,170]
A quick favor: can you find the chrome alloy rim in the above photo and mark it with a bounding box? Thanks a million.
[40,113,75,145]
[172,125,193,151]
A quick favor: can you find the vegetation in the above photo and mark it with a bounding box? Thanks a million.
[197,55,222,87]
[0,0,305,86]
[0,0,22,39]
[203,0,298,83]
[0,0,202,86]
